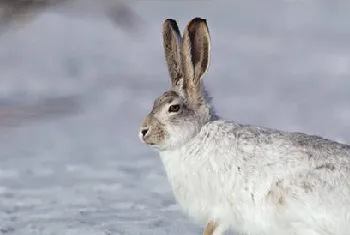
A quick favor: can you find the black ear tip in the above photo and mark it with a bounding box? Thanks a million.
[164,19,180,32]
[191,17,207,25]
[165,19,176,23]
[164,19,177,26]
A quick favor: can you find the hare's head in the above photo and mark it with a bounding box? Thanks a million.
[140,18,216,151]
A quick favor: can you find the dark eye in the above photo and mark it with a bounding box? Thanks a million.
[168,104,180,113]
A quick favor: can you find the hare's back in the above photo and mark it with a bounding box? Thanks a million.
[208,120,350,167]
[208,120,350,203]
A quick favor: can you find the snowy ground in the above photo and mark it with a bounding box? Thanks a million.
[0,0,350,234]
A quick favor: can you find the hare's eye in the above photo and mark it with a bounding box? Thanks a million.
[168,104,180,113]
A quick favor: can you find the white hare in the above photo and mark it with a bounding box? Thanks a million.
[139,17,350,235]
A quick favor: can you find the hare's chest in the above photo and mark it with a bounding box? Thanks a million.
[160,154,218,222]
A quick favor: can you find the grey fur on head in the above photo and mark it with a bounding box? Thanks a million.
[140,17,216,150]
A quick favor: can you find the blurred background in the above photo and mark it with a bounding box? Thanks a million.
[0,0,350,234]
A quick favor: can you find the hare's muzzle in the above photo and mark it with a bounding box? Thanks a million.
[139,116,152,144]
[139,114,166,147]
[139,126,155,146]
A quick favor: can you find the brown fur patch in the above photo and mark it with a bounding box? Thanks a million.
[203,222,217,235]
[266,181,288,207]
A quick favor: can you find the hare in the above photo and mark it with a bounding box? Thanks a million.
[139,17,350,235]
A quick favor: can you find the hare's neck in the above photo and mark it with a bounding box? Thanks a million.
[200,83,220,121]
[159,123,214,167]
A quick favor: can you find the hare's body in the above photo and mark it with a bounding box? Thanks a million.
[140,18,350,235]
[160,120,350,235]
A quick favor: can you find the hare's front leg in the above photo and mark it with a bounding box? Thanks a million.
[203,222,217,235]
[203,222,229,235]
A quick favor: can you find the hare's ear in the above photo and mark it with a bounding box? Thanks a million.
[182,17,210,104]
[163,19,183,88]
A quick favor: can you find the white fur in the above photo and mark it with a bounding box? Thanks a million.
[159,120,350,235]
[141,18,350,235]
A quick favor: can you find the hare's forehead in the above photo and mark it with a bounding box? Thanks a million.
[152,91,182,110]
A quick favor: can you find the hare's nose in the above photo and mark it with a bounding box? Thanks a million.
[141,128,149,137]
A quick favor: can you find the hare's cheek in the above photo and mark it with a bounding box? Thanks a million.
[166,123,195,145]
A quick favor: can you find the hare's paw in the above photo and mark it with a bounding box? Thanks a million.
[203,222,217,235]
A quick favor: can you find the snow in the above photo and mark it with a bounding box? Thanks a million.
[0,0,350,234]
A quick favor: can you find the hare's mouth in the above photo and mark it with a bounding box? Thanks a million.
[143,140,156,146]
[139,133,155,146]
